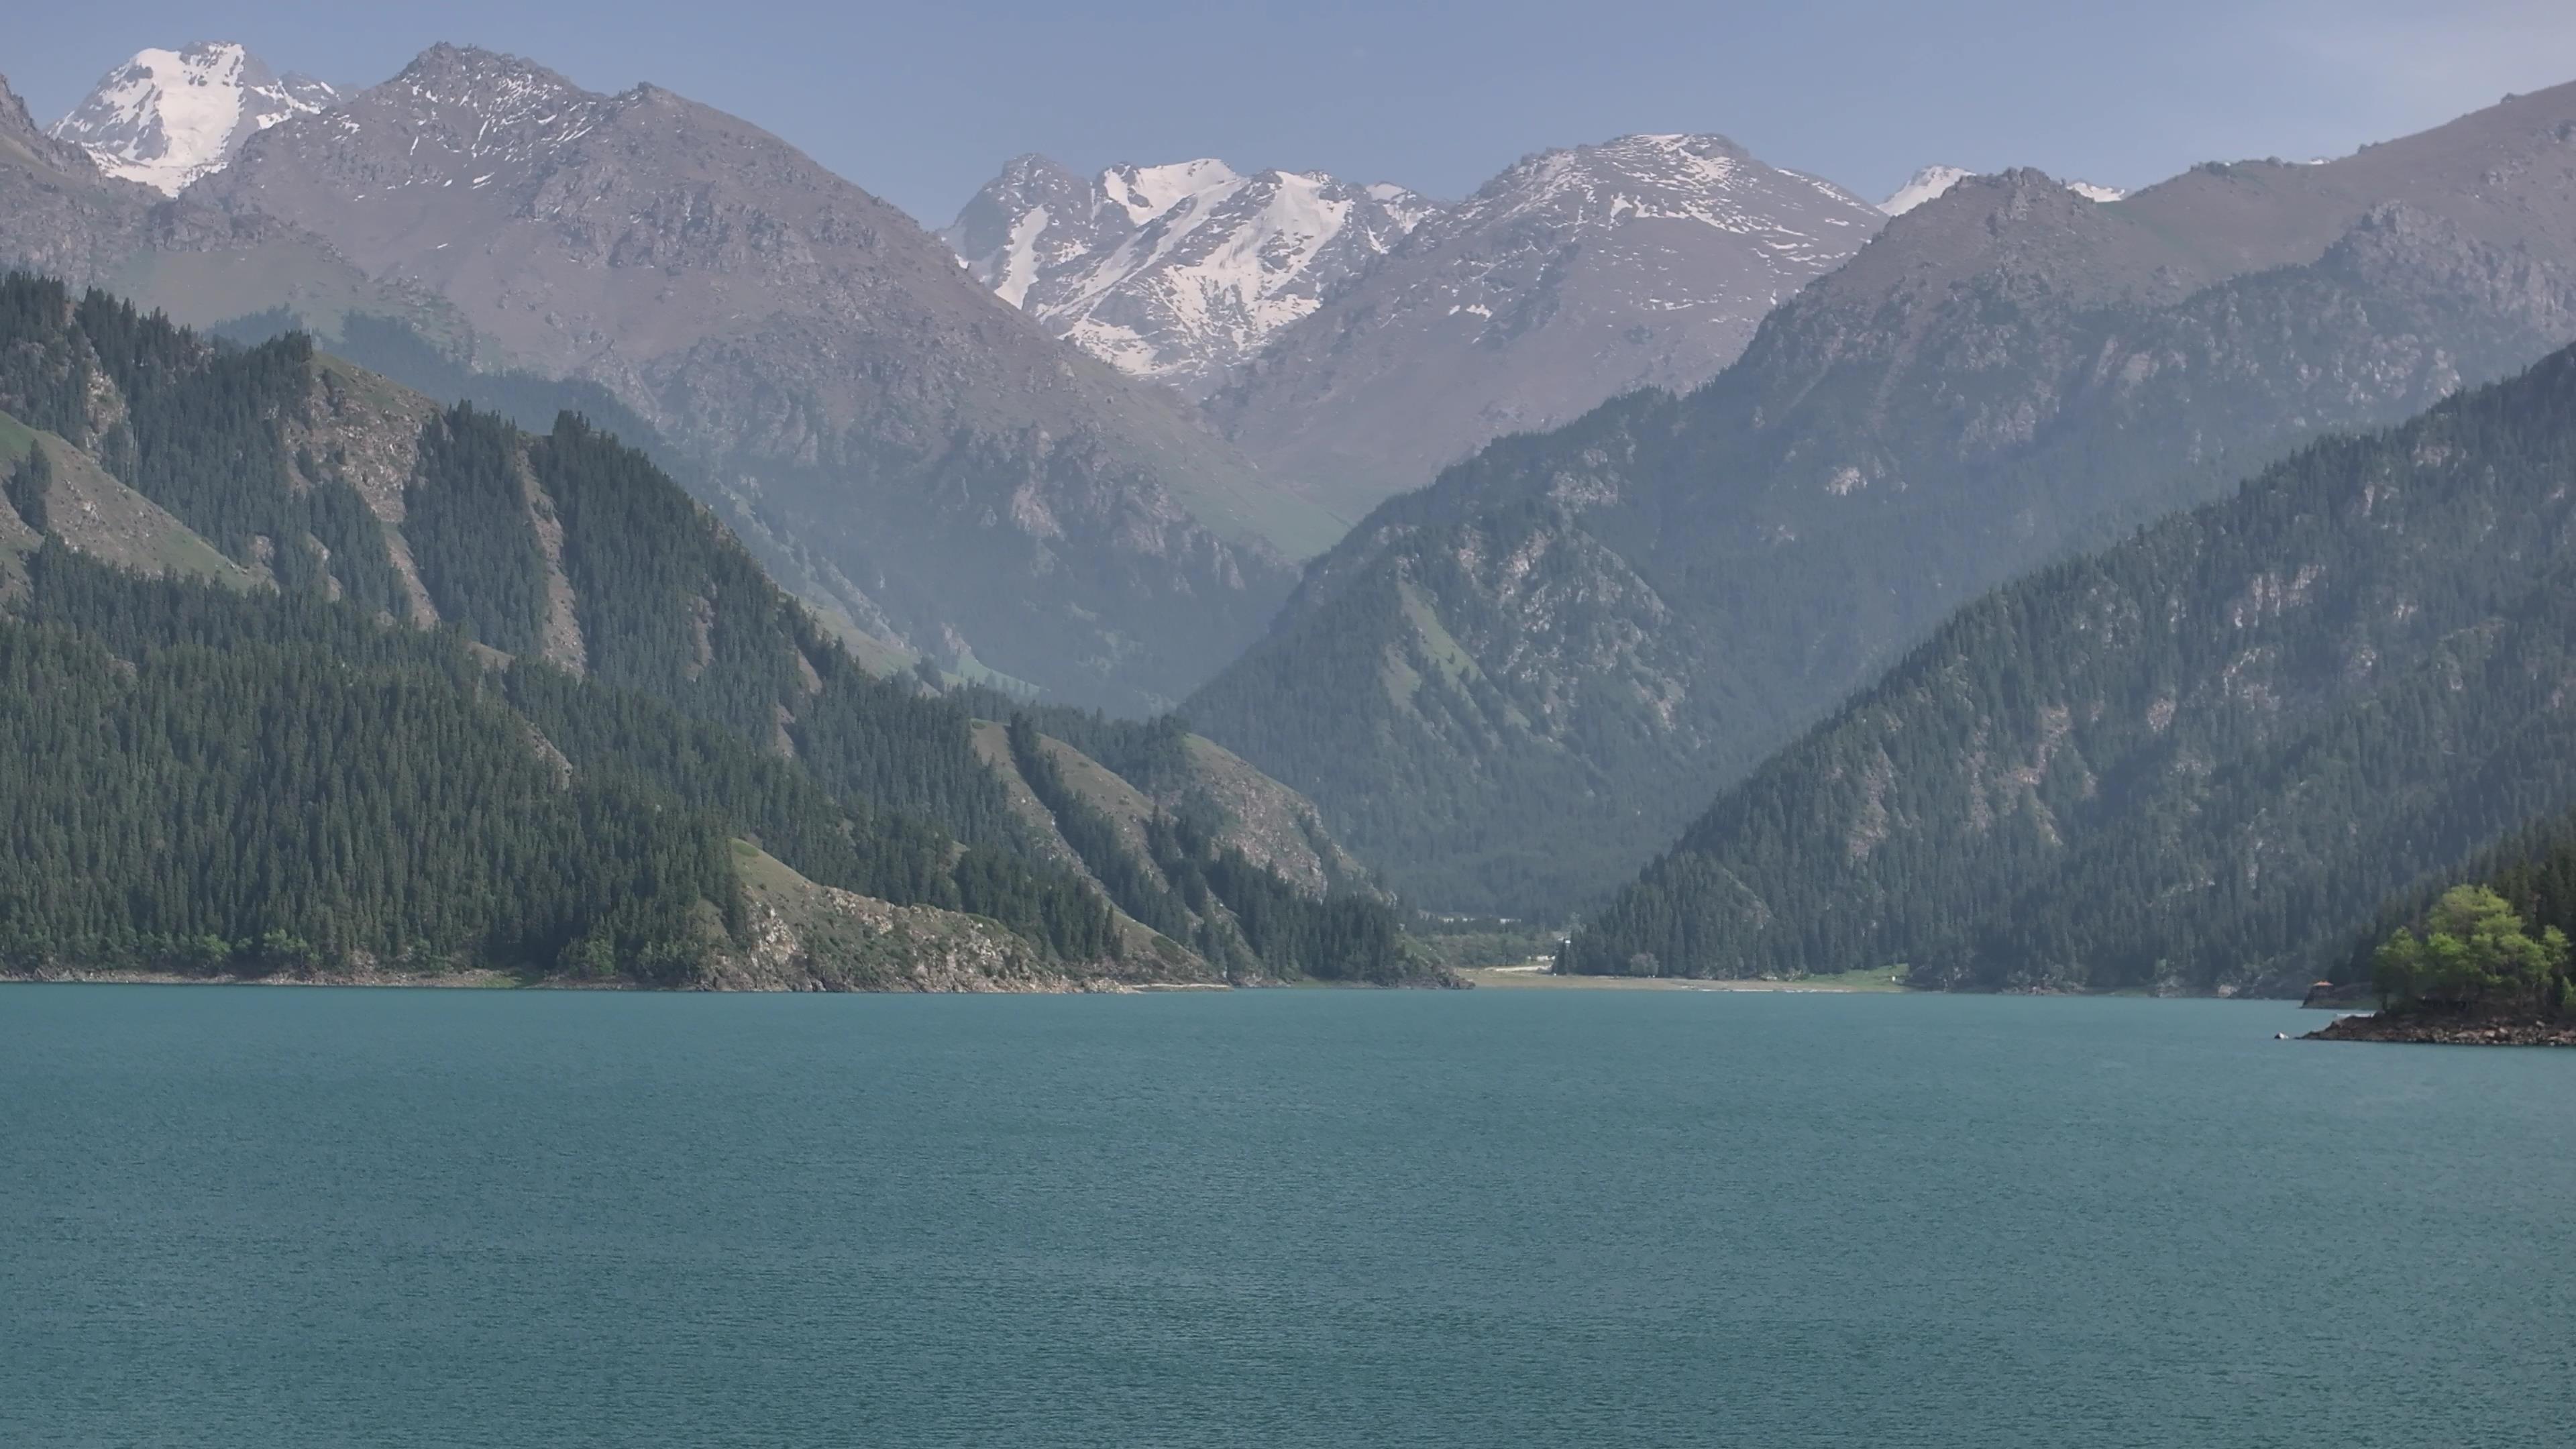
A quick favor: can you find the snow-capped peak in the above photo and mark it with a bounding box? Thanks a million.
[1103,158,1241,224]
[945,155,1437,396]
[1884,165,2129,216]
[1880,165,1971,215]
[50,41,336,195]
[1451,133,1876,236]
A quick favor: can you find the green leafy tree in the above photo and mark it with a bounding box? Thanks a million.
[2373,885,2572,1012]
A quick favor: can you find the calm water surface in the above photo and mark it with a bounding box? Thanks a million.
[3,987,2569,1447]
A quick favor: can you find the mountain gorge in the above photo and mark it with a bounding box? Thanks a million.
[1185,83,2576,911]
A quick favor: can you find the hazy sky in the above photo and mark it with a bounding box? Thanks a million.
[11,0,2576,224]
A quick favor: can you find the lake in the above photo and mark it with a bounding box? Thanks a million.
[2,987,2568,1447]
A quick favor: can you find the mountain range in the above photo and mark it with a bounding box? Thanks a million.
[18,34,2576,998]
[953,134,1892,522]
[1183,82,2576,910]
[1,44,1330,715]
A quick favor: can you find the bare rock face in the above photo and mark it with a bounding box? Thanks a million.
[148,44,1297,714]
[2306,1012,2576,1046]
[713,848,1218,992]
[1188,83,2576,912]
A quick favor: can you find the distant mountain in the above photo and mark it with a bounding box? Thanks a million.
[943,155,1435,399]
[1879,164,1970,215]
[1882,164,2123,214]
[1202,133,1890,521]
[1563,343,2576,994]
[1185,83,2576,912]
[125,42,1319,713]
[50,42,336,195]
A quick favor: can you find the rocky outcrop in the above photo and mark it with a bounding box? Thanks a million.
[715,845,1217,991]
[2306,1012,2576,1046]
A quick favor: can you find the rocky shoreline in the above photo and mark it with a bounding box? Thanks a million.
[2304,1012,2576,1046]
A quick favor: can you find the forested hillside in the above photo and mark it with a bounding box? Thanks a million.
[1561,343,2576,993]
[0,274,1423,987]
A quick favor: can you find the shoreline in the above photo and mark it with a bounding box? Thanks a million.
[0,966,1144,994]
[2304,1011,2576,1046]
[1458,965,1909,992]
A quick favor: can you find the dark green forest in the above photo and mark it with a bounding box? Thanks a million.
[0,544,1118,975]
[1562,341,2576,992]
[0,545,741,977]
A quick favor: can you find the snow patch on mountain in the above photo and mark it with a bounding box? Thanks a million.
[1880,165,1972,215]
[1886,165,2127,215]
[50,42,336,195]
[945,156,1436,396]
[1104,158,1242,223]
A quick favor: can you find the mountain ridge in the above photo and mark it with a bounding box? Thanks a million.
[1560,341,2576,992]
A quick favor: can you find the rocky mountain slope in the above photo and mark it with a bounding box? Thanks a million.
[0,72,157,288]
[50,42,337,195]
[1185,82,2576,912]
[0,276,1423,985]
[1564,343,2576,993]
[943,155,1434,402]
[10,46,1318,713]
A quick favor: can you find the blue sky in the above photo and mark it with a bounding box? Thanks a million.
[11,0,2576,224]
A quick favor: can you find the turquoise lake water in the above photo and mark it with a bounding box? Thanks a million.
[3,986,2570,1447]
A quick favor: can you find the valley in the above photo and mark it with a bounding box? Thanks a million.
[15,13,2576,1447]
[7,33,2576,1011]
